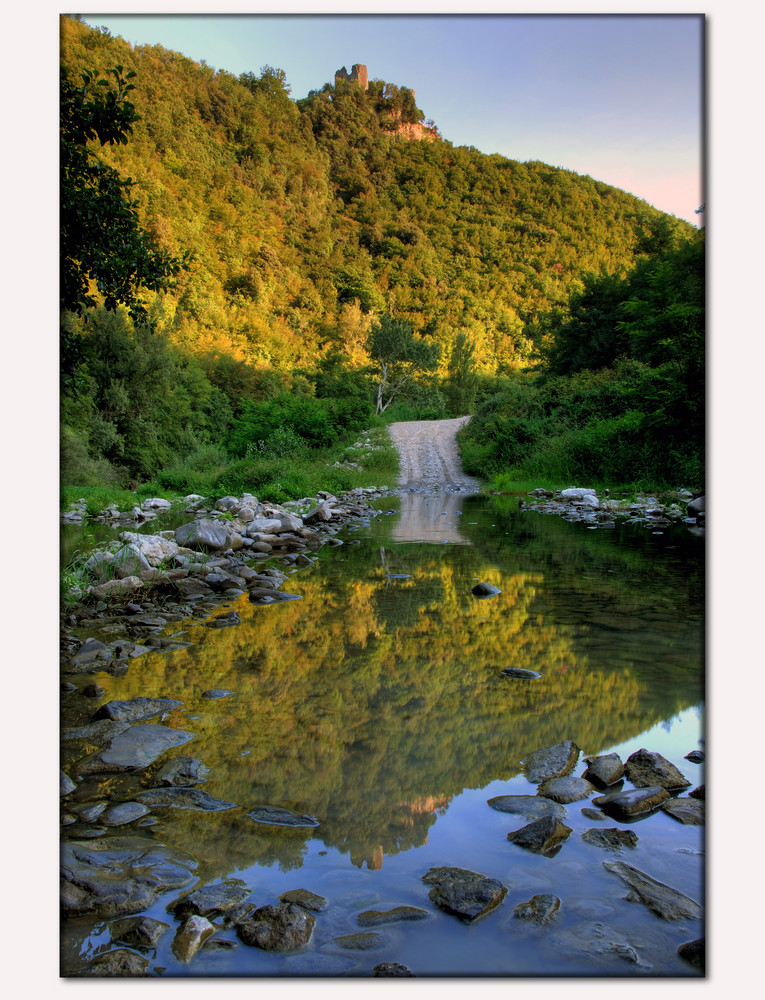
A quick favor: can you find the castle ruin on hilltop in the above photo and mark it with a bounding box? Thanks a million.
[335,64,369,90]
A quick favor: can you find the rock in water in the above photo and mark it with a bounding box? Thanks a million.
[109,916,168,948]
[79,949,149,976]
[169,883,252,919]
[513,894,561,925]
[501,667,542,679]
[77,724,196,775]
[172,915,215,963]
[507,815,573,857]
[422,866,507,923]
[538,775,595,803]
[357,906,429,927]
[94,697,183,723]
[661,798,705,825]
[583,753,625,787]
[374,962,415,976]
[592,785,670,818]
[236,903,315,951]
[153,756,210,787]
[246,805,320,828]
[278,889,328,913]
[334,932,383,950]
[677,937,705,970]
[581,828,638,851]
[472,582,502,598]
[523,740,580,784]
[602,861,702,920]
[487,795,565,820]
[624,749,691,791]
[133,787,236,811]
[174,520,229,551]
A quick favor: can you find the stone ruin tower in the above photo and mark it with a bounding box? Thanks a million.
[335,63,369,90]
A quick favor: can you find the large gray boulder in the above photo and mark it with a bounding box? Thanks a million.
[120,531,181,565]
[523,740,581,784]
[236,903,315,951]
[624,749,690,791]
[174,520,230,551]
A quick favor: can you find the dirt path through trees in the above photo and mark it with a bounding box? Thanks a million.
[387,417,482,492]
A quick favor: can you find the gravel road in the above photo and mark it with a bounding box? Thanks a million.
[387,417,482,492]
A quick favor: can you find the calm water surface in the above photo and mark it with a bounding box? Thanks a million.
[61,492,704,977]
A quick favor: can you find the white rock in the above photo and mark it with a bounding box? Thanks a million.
[560,487,598,500]
[120,531,181,566]
[141,497,172,510]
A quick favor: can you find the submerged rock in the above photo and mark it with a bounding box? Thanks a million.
[279,889,328,913]
[513,894,561,925]
[422,866,507,923]
[550,921,651,969]
[374,962,415,976]
[236,903,315,951]
[78,948,149,977]
[582,828,639,851]
[592,785,670,819]
[507,815,573,857]
[357,906,428,927]
[677,937,705,971]
[94,697,183,724]
[61,837,198,919]
[583,753,625,787]
[153,756,210,787]
[602,861,702,920]
[110,915,169,948]
[523,740,581,784]
[624,749,691,791]
[471,582,502,598]
[334,932,383,950]
[246,805,319,828]
[501,667,542,680]
[487,794,565,821]
[538,775,595,803]
[133,787,236,811]
[661,798,705,825]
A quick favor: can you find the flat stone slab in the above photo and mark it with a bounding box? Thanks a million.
[357,906,429,927]
[422,866,507,923]
[592,785,670,818]
[550,920,651,970]
[602,861,703,920]
[661,798,705,825]
[501,667,542,680]
[279,889,328,912]
[488,794,565,821]
[513,894,561,925]
[61,837,198,919]
[507,815,573,857]
[624,749,691,791]
[538,775,595,803]
[582,827,639,851]
[246,805,320,828]
[236,903,315,951]
[95,697,183,723]
[110,916,169,948]
[523,740,581,784]
[583,753,625,787]
[153,756,210,787]
[101,802,151,826]
[134,787,236,811]
[334,932,384,950]
[169,883,252,919]
[78,724,196,774]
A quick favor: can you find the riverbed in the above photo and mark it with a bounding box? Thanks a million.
[60,489,704,977]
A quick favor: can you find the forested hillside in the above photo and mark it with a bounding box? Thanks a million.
[59,15,703,493]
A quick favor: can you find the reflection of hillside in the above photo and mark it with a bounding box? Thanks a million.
[65,522,701,880]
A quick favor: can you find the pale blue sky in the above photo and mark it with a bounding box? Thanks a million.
[81,12,704,224]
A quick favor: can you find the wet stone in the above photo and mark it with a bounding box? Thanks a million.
[357,905,429,927]
[278,889,328,913]
[201,689,234,699]
[61,837,198,919]
[61,770,77,797]
[246,805,320,828]
[80,683,105,699]
[538,775,595,803]
[172,915,216,964]
[582,827,639,851]
[501,667,542,680]
[78,948,149,976]
[170,883,252,919]
[513,894,561,925]
[422,866,507,923]
[689,784,705,800]
[77,724,196,775]
[102,801,151,826]
[583,753,625,787]
[523,740,581,784]
[592,785,670,818]
[236,903,315,952]
[677,937,705,971]
[624,749,691,791]
[334,932,383,951]
[661,797,705,825]
[507,815,573,857]
[374,962,416,976]
[488,794,565,821]
[602,861,703,920]
[581,808,607,821]
[153,755,210,787]
[95,697,183,724]
[133,787,236,811]
[685,749,705,764]
[110,915,169,948]
[550,921,651,970]
[472,582,502,598]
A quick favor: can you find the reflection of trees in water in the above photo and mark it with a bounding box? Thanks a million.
[67,523,701,880]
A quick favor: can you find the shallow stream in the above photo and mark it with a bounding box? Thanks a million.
[60,491,704,977]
